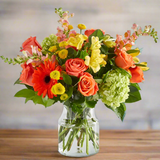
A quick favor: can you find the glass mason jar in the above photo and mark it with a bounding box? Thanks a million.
[58,105,99,157]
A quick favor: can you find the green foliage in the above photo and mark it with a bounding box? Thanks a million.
[126,49,140,54]
[79,50,88,59]
[85,97,98,108]
[88,29,104,44]
[0,56,22,65]
[14,88,56,107]
[63,74,72,85]
[125,83,141,103]
[105,103,126,121]
[67,47,77,58]
[100,45,109,54]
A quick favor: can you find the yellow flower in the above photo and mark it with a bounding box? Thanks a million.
[68,25,73,30]
[51,83,65,95]
[58,49,68,59]
[103,41,116,48]
[50,70,60,80]
[139,62,149,71]
[60,93,68,100]
[103,35,116,48]
[90,36,101,50]
[77,24,86,30]
[67,34,88,50]
[49,46,57,53]
[59,41,68,48]
[85,49,106,73]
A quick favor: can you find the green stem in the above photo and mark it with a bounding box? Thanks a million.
[86,129,89,155]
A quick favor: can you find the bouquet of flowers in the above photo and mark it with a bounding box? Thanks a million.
[1,8,158,157]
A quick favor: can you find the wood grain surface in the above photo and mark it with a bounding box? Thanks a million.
[0,130,160,160]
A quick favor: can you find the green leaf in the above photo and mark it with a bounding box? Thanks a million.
[42,95,55,107]
[79,50,88,59]
[31,95,44,105]
[67,47,77,58]
[129,83,141,93]
[117,67,132,79]
[14,89,35,98]
[63,74,72,85]
[126,49,140,54]
[95,79,103,84]
[105,103,126,121]
[14,78,22,85]
[66,87,73,100]
[102,70,110,82]
[85,97,98,108]
[125,90,141,103]
[89,29,104,44]
[100,45,109,54]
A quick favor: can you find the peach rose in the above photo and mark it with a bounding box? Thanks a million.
[115,50,134,69]
[84,29,105,37]
[78,72,99,96]
[19,63,34,86]
[65,58,88,77]
[20,36,42,55]
[129,66,144,83]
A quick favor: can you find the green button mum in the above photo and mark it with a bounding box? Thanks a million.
[99,68,130,108]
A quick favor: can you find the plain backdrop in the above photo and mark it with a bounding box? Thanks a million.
[0,0,160,129]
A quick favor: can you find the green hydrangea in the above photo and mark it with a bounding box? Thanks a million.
[99,69,130,108]
[41,34,57,51]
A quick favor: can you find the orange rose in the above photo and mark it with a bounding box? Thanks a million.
[78,72,99,96]
[20,36,42,54]
[115,50,134,69]
[65,58,88,77]
[129,66,144,83]
[85,29,105,37]
[19,63,34,86]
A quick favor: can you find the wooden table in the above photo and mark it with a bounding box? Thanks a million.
[0,130,160,160]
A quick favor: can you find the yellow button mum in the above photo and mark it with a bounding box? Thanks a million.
[77,24,86,30]
[50,70,60,80]
[60,93,68,100]
[51,83,65,95]
[68,25,73,30]
[58,49,68,59]
[49,46,57,52]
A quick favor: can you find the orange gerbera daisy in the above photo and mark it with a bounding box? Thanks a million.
[32,60,61,99]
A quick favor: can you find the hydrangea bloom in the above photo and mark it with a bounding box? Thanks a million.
[99,69,130,108]
[41,34,57,51]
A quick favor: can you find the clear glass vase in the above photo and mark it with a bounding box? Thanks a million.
[58,105,99,157]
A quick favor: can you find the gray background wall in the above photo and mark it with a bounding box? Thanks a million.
[0,0,160,130]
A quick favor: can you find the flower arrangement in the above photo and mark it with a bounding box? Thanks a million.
[1,7,158,156]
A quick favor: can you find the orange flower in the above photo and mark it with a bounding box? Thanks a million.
[115,50,134,70]
[20,36,42,55]
[19,63,34,86]
[84,29,105,37]
[129,66,144,83]
[65,58,88,77]
[78,72,99,96]
[32,60,61,98]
